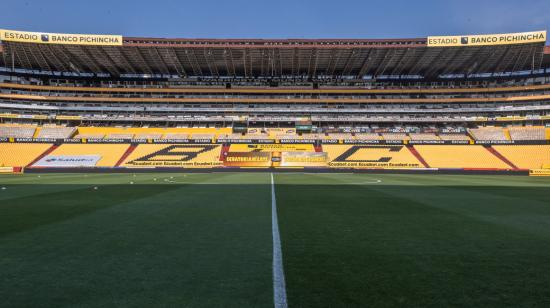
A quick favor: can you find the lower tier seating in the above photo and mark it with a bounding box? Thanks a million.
[121,144,223,168]
[493,145,550,169]
[323,145,423,168]
[414,145,511,169]
[0,143,51,167]
[47,144,130,167]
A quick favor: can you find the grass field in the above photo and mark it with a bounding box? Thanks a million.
[1,172,550,307]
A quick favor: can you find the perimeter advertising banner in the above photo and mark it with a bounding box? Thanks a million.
[223,152,272,167]
[34,155,101,167]
[427,30,546,47]
[529,169,550,177]
[280,152,327,167]
[0,167,15,173]
[0,29,123,46]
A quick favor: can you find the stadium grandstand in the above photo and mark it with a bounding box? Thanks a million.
[3,16,550,308]
[1,28,550,174]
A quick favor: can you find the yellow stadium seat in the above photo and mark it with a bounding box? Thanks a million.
[121,144,222,168]
[414,145,510,169]
[48,144,130,167]
[0,143,52,167]
[324,145,422,168]
[493,145,550,169]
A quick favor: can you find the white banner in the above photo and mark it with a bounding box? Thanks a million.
[34,155,101,167]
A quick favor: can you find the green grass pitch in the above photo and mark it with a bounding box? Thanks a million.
[1,173,550,307]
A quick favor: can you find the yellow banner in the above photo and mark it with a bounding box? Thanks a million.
[0,113,17,118]
[229,143,315,152]
[0,29,122,46]
[529,169,550,176]
[427,30,546,47]
[56,115,82,120]
[281,152,327,167]
[223,152,272,167]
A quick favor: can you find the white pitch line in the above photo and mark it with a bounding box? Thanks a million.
[271,173,288,308]
[348,179,383,185]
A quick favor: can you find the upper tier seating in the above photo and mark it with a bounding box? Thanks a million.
[0,126,36,138]
[438,134,470,141]
[355,133,381,140]
[508,127,545,141]
[190,134,214,140]
[163,133,189,139]
[302,133,328,140]
[217,133,243,140]
[326,133,353,140]
[73,134,105,139]
[409,133,440,140]
[37,127,76,139]
[275,134,298,140]
[469,128,508,141]
[134,133,163,139]
[105,133,134,139]
[248,134,270,140]
[382,133,409,140]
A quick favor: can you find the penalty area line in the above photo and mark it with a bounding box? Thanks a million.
[271,173,288,308]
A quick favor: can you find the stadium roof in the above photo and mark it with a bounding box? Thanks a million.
[0,29,548,78]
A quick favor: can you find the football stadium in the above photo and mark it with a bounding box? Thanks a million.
[1,25,550,307]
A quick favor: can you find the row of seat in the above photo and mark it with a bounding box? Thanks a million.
[1,143,549,169]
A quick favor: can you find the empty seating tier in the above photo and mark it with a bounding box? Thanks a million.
[409,133,440,140]
[323,145,423,168]
[414,145,511,169]
[0,143,51,167]
[493,145,550,169]
[382,133,409,140]
[469,128,508,141]
[508,127,545,141]
[48,144,130,167]
[0,126,36,138]
[121,144,222,168]
[439,134,470,141]
[37,127,76,139]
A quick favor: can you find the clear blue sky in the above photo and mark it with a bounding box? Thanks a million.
[0,0,548,41]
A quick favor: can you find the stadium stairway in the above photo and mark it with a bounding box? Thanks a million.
[485,146,518,170]
[503,128,512,141]
[407,145,430,168]
[27,144,59,167]
[219,144,230,161]
[115,144,137,167]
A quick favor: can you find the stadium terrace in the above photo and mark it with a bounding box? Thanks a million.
[0,29,550,175]
[2,24,550,308]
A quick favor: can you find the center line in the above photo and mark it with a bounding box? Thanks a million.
[271,173,288,308]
